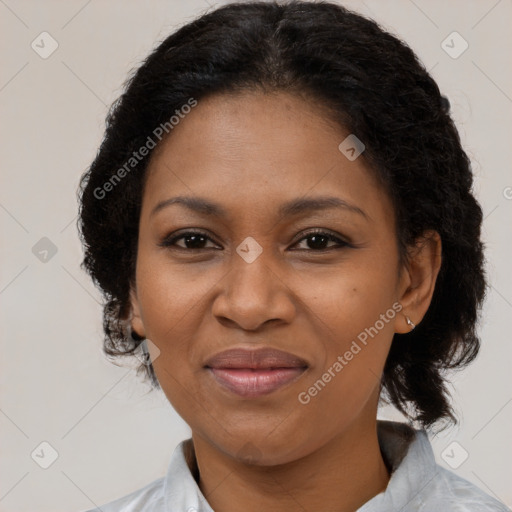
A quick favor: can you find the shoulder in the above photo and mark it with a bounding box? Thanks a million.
[81,476,165,512]
[425,465,510,511]
[373,422,509,512]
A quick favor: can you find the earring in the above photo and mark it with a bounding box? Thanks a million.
[405,316,416,330]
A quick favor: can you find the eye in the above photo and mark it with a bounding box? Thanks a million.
[159,230,219,250]
[291,229,350,251]
[159,228,351,252]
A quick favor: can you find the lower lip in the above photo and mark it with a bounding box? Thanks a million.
[208,367,306,397]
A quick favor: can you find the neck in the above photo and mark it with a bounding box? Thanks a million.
[190,415,390,512]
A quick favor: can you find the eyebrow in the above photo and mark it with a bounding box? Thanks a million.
[150,195,369,220]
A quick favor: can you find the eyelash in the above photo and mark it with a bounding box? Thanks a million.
[159,228,351,252]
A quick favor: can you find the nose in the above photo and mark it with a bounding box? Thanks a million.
[211,247,296,332]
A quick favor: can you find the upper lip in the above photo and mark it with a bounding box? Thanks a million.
[204,347,309,369]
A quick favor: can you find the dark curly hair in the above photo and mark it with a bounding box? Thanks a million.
[78,0,486,429]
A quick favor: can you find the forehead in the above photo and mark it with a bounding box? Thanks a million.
[142,91,392,225]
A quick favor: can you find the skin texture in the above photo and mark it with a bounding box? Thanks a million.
[130,91,442,512]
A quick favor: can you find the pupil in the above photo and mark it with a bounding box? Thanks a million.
[308,234,328,249]
[186,234,206,248]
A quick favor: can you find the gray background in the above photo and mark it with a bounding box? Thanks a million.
[1,0,511,510]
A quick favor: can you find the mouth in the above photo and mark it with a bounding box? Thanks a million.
[204,347,308,398]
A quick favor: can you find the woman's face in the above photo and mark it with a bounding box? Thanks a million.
[131,91,411,465]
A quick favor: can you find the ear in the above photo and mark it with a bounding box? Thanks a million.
[396,230,442,333]
[129,285,146,339]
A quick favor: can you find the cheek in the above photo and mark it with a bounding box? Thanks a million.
[293,252,398,409]
[133,253,202,378]
[297,252,399,340]
[135,247,218,336]
[294,299,395,447]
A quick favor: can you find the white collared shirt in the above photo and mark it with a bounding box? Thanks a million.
[84,421,508,511]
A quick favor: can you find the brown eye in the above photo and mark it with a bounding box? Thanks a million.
[160,230,219,250]
[292,230,350,251]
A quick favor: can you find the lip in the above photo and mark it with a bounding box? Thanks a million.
[204,348,308,398]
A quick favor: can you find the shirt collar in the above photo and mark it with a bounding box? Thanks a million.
[162,420,434,512]
[358,420,438,511]
[163,438,214,512]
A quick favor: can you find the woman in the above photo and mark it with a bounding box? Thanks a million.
[78,1,507,510]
